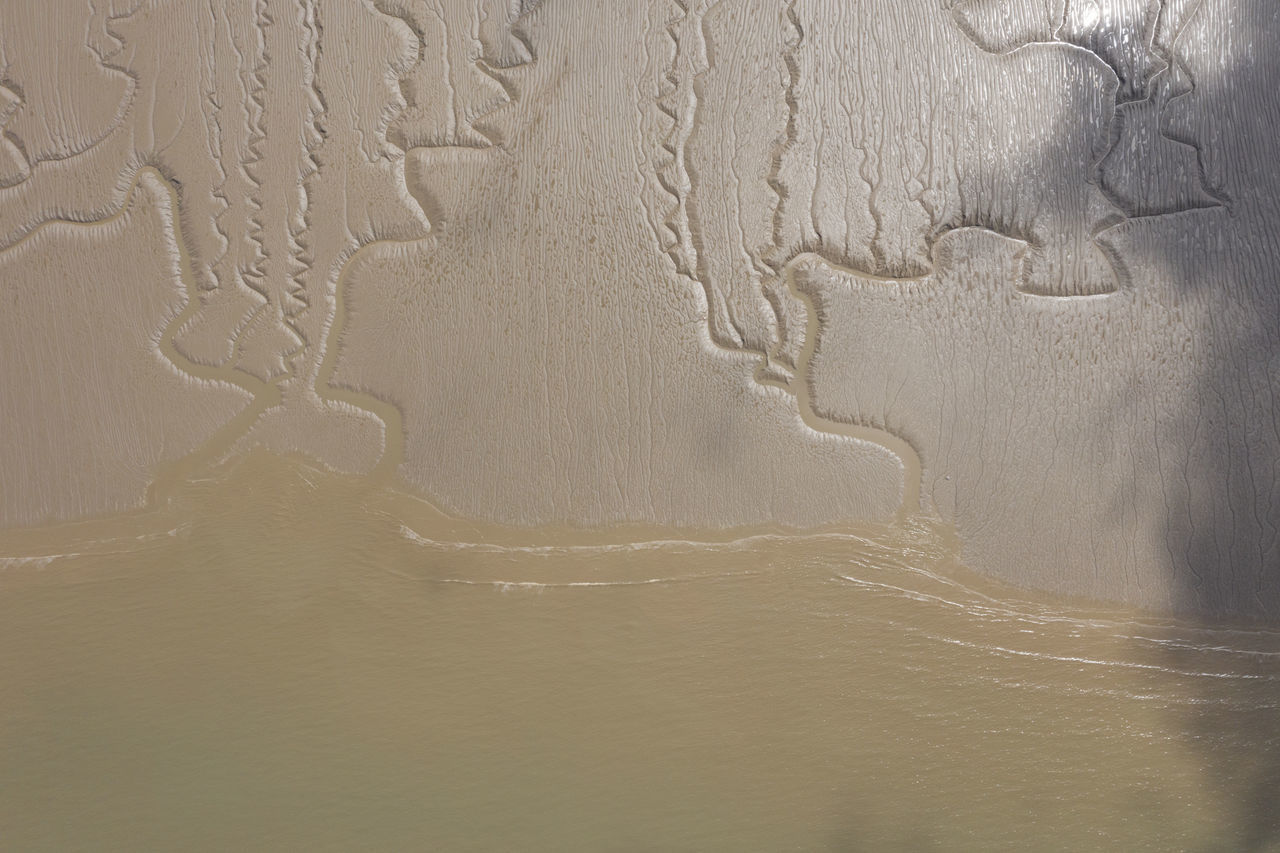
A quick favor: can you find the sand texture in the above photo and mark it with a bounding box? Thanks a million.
[2,0,1278,616]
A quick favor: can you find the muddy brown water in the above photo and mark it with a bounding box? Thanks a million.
[2,452,1278,852]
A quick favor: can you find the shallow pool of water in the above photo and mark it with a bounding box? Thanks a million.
[2,453,1277,851]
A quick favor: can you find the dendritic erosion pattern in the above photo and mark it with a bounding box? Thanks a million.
[6,0,1277,616]
[638,0,1222,463]
[950,0,1226,217]
[639,0,1280,616]
[0,0,543,488]
[640,0,1220,371]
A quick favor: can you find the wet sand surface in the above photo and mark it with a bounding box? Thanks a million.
[2,452,1279,852]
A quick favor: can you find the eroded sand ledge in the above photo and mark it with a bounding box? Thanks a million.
[2,0,1279,617]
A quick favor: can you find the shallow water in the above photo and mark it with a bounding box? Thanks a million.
[2,452,1279,852]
